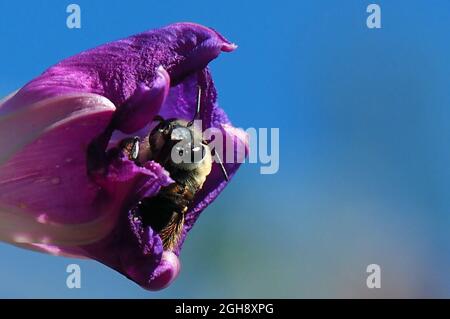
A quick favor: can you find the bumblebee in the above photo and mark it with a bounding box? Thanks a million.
[121,87,228,250]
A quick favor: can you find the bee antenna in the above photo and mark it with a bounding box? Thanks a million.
[192,86,229,181]
[214,150,229,181]
[195,85,202,120]
[188,86,202,125]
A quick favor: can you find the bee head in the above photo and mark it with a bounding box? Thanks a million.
[148,117,207,170]
[147,86,229,180]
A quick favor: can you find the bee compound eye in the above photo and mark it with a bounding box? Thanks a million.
[171,126,191,141]
[190,144,206,163]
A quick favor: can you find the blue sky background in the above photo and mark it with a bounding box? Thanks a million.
[0,0,449,298]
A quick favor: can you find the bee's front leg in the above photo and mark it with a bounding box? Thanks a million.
[118,136,141,161]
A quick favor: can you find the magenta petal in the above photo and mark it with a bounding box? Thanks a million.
[0,93,117,245]
[0,23,236,114]
[0,94,114,165]
[115,221,180,291]
[147,251,181,290]
[77,158,175,290]
[115,66,170,134]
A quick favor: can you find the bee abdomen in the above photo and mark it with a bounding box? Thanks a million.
[140,183,196,250]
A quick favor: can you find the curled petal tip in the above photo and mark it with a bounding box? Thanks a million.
[222,43,238,52]
[147,251,181,291]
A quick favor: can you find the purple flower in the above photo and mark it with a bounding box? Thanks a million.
[0,23,247,290]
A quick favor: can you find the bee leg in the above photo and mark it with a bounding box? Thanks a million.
[119,136,141,161]
[114,66,170,134]
[187,85,202,126]
[160,212,185,251]
[130,137,140,160]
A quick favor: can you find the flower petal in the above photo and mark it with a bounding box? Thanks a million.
[114,66,170,134]
[0,90,18,108]
[147,251,181,290]
[0,94,114,165]
[0,93,117,245]
[0,23,236,115]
